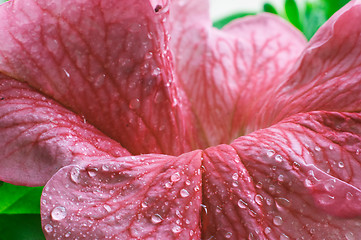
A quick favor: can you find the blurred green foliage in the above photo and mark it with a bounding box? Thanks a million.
[0,182,44,239]
[214,0,351,40]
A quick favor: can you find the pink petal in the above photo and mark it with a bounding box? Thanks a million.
[0,0,195,155]
[202,111,361,239]
[170,1,306,146]
[0,76,129,186]
[41,152,202,239]
[257,1,361,130]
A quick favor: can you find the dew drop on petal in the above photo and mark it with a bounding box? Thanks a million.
[171,172,181,182]
[70,167,81,183]
[51,206,67,221]
[102,165,109,171]
[172,225,182,233]
[264,227,271,235]
[151,214,163,224]
[255,194,263,205]
[280,233,289,240]
[152,67,161,76]
[44,224,53,233]
[346,192,353,200]
[165,182,172,188]
[225,232,232,238]
[180,189,189,198]
[267,150,275,157]
[232,173,238,180]
[129,98,140,110]
[338,162,344,168]
[345,232,355,240]
[141,202,148,208]
[315,146,321,151]
[275,155,283,162]
[87,170,97,178]
[238,199,248,209]
[103,204,111,212]
[273,216,283,226]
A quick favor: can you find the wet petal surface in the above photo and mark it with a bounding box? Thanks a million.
[0,76,129,186]
[41,152,202,239]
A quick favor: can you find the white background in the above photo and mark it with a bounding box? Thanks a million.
[210,0,307,20]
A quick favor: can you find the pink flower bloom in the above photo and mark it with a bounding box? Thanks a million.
[1,0,361,239]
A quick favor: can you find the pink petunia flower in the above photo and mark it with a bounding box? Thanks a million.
[1,0,361,239]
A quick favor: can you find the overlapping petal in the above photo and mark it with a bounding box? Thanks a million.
[0,76,129,186]
[170,0,307,146]
[41,152,202,239]
[0,0,196,155]
[256,0,361,131]
[204,111,361,239]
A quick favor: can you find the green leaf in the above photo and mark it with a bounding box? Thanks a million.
[0,182,43,214]
[213,12,256,29]
[302,1,328,40]
[322,0,351,18]
[263,3,278,14]
[0,214,45,240]
[285,0,303,31]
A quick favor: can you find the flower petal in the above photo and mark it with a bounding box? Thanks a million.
[0,76,129,186]
[0,0,194,155]
[41,152,202,239]
[170,1,306,146]
[258,0,361,130]
[202,111,361,239]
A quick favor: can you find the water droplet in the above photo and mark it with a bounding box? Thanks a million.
[201,204,208,214]
[152,67,161,76]
[292,162,300,170]
[180,189,189,198]
[315,146,321,151]
[338,162,344,168]
[225,232,232,238]
[238,199,248,209]
[171,172,181,182]
[172,225,182,233]
[51,206,67,221]
[255,194,263,205]
[278,175,284,182]
[185,180,191,185]
[318,194,335,205]
[356,149,360,155]
[63,69,70,78]
[346,192,353,200]
[329,145,334,150]
[345,232,355,240]
[280,233,289,240]
[129,98,140,110]
[44,224,53,233]
[325,180,335,192]
[151,214,163,224]
[275,197,291,208]
[165,182,172,188]
[141,202,148,208]
[103,204,111,212]
[275,155,283,162]
[255,182,263,189]
[194,185,200,191]
[232,181,239,187]
[264,227,271,234]
[175,210,182,218]
[102,165,109,171]
[87,169,97,178]
[273,216,283,226]
[65,232,71,238]
[190,230,194,236]
[232,173,239,180]
[267,150,275,157]
[70,167,81,183]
